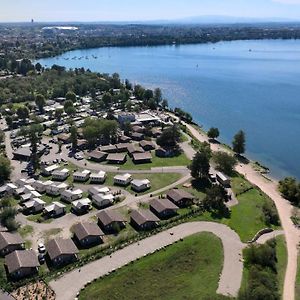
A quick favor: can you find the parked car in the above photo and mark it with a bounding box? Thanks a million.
[38,243,46,253]
[38,253,45,264]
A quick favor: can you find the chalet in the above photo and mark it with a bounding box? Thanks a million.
[216,172,231,187]
[57,133,70,144]
[132,125,144,133]
[92,193,114,209]
[23,198,46,214]
[20,191,42,203]
[151,127,162,138]
[114,173,132,186]
[100,145,117,153]
[71,198,92,214]
[150,198,179,219]
[88,150,107,162]
[90,171,106,184]
[130,209,160,231]
[44,202,66,218]
[88,186,110,197]
[46,238,79,267]
[118,135,131,143]
[139,140,155,151]
[61,189,83,203]
[73,170,91,182]
[106,153,127,164]
[131,179,151,192]
[5,250,39,280]
[72,222,104,247]
[41,164,60,176]
[115,143,131,153]
[167,189,194,207]
[132,152,152,164]
[131,132,144,141]
[46,182,69,196]
[32,180,51,193]
[0,232,24,256]
[127,145,145,157]
[97,210,126,233]
[52,168,70,181]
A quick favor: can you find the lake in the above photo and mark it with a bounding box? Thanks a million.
[37,39,300,180]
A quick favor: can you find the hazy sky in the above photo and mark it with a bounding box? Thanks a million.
[1,0,300,22]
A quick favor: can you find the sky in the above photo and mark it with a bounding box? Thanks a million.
[1,0,300,22]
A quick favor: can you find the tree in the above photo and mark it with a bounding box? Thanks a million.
[35,62,42,72]
[0,156,11,184]
[207,127,220,140]
[190,151,210,180]
[102,92,112,107]
[64,100,75,116]
[203,185,228,215]
[143,89,154,101]
[154,88,162,106]
[213,151,237,175]
[161,99,168,109]
[5,116,13,129]
[123,121,132,136]
[35,94,46,113]
[0,129,4,144]
[232,130,246,155]
[70,126,78,152]
[156,125,181,149]
[65,91,77,103]
[16,106,29,121]
[55,108,63,121]
[278,177,300,205]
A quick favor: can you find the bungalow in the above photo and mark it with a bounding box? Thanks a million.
[131,179,151,192]
[131,132,144,141]
[61,189,83,203]
[114,173,132,186]
[46,238,79,267]
[23,198,46,214]
[88,150,107,162]
[216,172,231,187]
[100,145,117,153]
[46,182,69,196]
[72,222,104,247]
[97,210,126,233]
[132,152,152,164]
[15,178,29,187]
[44,202,66,218]
[41,164,60,176]
[0,232,24,256]
[167,189,194,207]
[139,140,155,151]
[12,147,31,161]
[92,193,114,209]
[106,153,127,164]
[118,135,131,143]
[0,183,18,197]
[5,250,39,280]
[32,180,50,193]
[115,143,131,153]
[57,133,70,144]
[90,171,106,184]
[132,125,144,133]
[73,170,91,182]
[20,191,42,203]
[127,145,144,157]
[52,168,70,181]
[155,147,174,158]
[150,198,179,219]
[71,198,92,214]
[130,209,160,231]
[88,186,110,197]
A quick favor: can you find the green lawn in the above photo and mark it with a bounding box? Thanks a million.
[276,235,288,297]
[79,232,229,300]
[18,225,34,238]
[296,253,300,300]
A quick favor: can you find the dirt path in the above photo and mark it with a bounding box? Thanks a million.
[49,221,245,300]
[184,121,299,300]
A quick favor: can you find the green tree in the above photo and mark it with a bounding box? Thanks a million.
[66,91,77,103]
[278,177,300,205]
[55,108,63,121]
[64,100,76,116]
[154,88,162,106]
[207,127,220,140]
[0,129,4,144]
[156,125,181,149]
[35,94,46,113]
[0,156,12,184]
[161,99,169,109]
[16,106,29,121]
[70,126,78,152]
[5,116,13,129]
[213,151,237,175]
[203,185,228,216]
[190,151,210,180]
[232,130,246,155]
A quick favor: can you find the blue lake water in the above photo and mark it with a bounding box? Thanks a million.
[37,39,300,180]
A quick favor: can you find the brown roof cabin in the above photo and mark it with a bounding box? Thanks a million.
[131,132,144,141]
[100,145,118,153]
[72,222,104,248]
[132,152,152,164]
[106,153,127,164]
[97,210,126,233]
[150,198,179,219]
[0,232,24,257]
[57,133,70,144]
[119,135,131,143]
[46,238,79,267]
[5,250,39,280]
[155,147,175,158]
[127,145,145,157]
[167,189,194,207]
[132,125,144,133]
[139,140,155,151]
[88,150,108,162]
[115,143,131,153]
[130,209,160,231]
[151,127,162,137]
[77,139,88,150]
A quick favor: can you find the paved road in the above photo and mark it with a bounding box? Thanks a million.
[49,221,245,300]
[256,230,284,245]
[183,120,299,300]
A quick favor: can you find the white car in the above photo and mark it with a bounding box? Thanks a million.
[38,243,46,253]
[75,154,83,160]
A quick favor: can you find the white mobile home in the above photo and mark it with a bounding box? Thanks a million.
[113,173,132,186]
[92,193,114,208]
[90,171,106,184]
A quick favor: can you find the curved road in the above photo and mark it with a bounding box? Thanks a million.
[183,121,299,300]
[49,221,245,300]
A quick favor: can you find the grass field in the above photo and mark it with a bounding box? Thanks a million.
[79,232,229,300]
[276,235,288,296]
[296,253,300,300]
